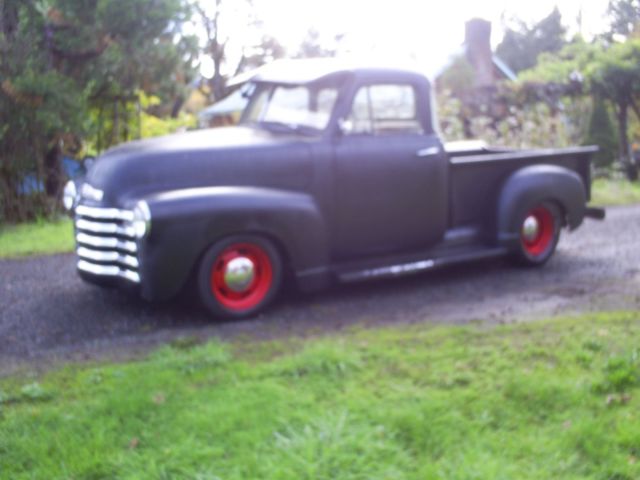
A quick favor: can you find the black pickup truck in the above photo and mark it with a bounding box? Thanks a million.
[64,59,604,318]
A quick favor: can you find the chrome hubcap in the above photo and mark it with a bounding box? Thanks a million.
[223,256,255,292]
[522,215,540,242]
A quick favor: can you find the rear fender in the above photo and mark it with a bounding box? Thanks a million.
[497,164,587,247]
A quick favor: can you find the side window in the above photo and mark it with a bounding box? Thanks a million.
[350,88,373,133]
[347,84,422,135]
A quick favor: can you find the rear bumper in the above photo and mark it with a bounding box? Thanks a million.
[585,206,606,220]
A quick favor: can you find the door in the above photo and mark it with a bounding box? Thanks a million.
[332,83,448,259]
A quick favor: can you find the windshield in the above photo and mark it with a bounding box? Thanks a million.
[242,82,339,134]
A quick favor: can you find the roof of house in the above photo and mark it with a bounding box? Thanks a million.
[492,55,517,81]
[198,88,247,120]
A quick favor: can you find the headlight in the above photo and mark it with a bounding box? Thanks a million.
[63,180,77,211]
[132,201,151,239]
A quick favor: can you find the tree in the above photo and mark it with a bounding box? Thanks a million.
[295,29,343,59]
[194,0,236,102]
[519,38,640,179]
[496,8,567,73]
[193,0,289,102]
[517,39,601,83]
[0,0,195,221]
[607,0,640,38]
[588,39,640,179]
[242,35,287,70]
[585,96,619,168]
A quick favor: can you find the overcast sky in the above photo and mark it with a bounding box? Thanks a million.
[200,0,611,78]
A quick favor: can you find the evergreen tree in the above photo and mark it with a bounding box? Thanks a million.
[0,0,195,221]
[496,8,567,73]
[586,97,618,169]
[607,0,640,38]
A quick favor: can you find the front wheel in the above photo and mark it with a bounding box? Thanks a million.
[513,202,562,266]
[197,236,283,319]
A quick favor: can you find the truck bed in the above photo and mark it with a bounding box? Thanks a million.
[446,143,597,233]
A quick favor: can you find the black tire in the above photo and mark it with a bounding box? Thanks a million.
[512,201,562,267]
[197,235,283,319]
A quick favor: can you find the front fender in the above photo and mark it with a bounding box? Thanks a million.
[497,164,587,247]
[138,186,329,301]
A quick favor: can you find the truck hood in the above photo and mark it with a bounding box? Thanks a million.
[84,126,315,206]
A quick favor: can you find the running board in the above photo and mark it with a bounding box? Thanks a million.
[337,247,508,283]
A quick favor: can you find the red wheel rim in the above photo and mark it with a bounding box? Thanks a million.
[210,243,273,311]
[521,206,555,257]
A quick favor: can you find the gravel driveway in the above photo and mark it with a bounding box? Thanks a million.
[1,204,639,373]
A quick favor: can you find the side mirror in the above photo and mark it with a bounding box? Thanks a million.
[337,117,354,136]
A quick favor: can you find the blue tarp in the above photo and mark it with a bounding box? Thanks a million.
[18,157,85,194]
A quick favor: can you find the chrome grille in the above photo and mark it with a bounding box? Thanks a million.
[74,205,140,283]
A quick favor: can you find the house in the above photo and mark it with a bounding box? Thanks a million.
[464,18,516,87]
[197,88,247,128]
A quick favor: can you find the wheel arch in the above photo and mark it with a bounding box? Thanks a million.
[496,164,587,248]
[139,186,330,301]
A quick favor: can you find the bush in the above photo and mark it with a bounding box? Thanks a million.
[436,90,585,149]
[585,96,618,169]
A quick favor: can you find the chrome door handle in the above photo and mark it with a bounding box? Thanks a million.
[416,146,440,157]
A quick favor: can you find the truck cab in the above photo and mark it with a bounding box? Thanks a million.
[240,63,449,259]
[65,59,603,319]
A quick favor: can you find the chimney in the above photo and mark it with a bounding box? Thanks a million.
[465,18,495,88]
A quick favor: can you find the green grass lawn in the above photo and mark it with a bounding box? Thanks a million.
[1,312,640,479]
[0,218,74,258]
[591,178,640,206]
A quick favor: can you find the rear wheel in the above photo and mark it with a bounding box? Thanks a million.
[197,235,283,319]
[513,202,562,266]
